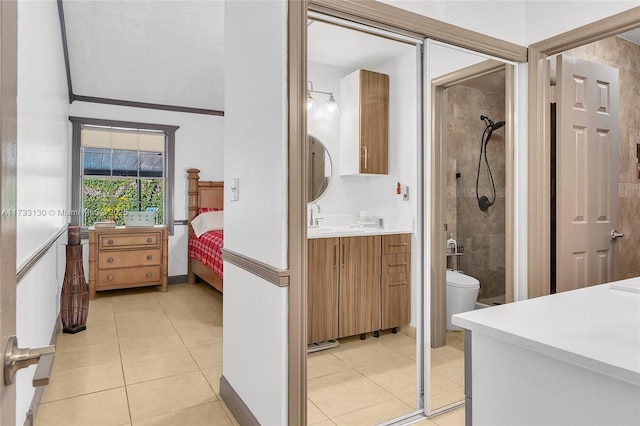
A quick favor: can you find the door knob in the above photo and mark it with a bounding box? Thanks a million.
[4,336,55,386]
[611,230,624,239]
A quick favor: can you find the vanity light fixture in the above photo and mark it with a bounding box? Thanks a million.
[307,81,340,116]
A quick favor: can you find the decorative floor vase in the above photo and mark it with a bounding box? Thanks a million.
[61,227,89,333]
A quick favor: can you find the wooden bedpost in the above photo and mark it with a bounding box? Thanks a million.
[187,168,200,284]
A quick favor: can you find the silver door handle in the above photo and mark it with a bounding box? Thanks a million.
[4,336,55,386]
[611,230,624,239]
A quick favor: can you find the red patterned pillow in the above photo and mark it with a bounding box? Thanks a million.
[198,207,221,215]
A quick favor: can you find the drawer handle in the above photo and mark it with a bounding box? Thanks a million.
[107,275,113,281]
[146,238,153,244]
[147,255,153,261]
[146,272,152,278]
[107,239,114,245]
[389,243,408,247]
[107,258,114,263]
[389,281,408,286]
[389,262,408,267]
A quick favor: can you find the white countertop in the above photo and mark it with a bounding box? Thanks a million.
[452,278,640,386]
[307,226,412,239]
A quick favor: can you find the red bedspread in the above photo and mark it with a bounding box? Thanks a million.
[189,230,224,279]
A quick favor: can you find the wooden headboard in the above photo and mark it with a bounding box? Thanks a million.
[187,168,224,230]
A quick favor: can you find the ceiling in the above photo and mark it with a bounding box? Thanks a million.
[61,2,640,114]
[62,0,225,111]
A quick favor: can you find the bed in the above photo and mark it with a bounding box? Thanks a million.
[187,168,224,293]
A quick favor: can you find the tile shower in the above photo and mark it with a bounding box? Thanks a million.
[446,76,506,304]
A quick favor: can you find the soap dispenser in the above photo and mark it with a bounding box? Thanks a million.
[447,234,457,254]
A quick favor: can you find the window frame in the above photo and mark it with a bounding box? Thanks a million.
[70,116,178,236]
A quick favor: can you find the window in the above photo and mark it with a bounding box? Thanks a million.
[70,117,178,235]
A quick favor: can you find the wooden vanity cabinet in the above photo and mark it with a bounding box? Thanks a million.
[307,233,410,344]
[340,69,389,175]
[307,238,339,344]
[89,226,168,300]
[381,234,411,330]
[338,235,382,338]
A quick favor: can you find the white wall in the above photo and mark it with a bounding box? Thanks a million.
[15,0,70,423]
[223,1,289,424]
[67,101,224,277]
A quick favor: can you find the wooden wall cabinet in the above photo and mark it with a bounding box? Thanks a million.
[307,233,410,344]
[89,226,168,300]
[340,69,389,175]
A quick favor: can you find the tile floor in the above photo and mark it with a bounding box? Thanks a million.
[35,282,465,426]
[35,282,237,426]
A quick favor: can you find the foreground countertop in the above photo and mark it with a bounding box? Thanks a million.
[307,226,412,239]
[452,279,640,386]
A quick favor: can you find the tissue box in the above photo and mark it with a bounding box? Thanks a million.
[124,211,156,227]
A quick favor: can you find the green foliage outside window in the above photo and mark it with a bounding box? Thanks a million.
[83,178,163,227]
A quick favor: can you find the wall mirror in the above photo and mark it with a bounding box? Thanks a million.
[428,39,516,414]
[308,135,332,203]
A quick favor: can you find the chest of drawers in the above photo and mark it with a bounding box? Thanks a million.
[88,226,168,300]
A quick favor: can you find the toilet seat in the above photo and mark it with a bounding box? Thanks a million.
[446,269,480,289]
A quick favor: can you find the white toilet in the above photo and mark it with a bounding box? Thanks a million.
[446,269,480,331]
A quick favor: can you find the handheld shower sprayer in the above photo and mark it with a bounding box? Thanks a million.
[476,115,505,212]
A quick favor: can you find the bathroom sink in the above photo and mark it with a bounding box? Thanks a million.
[307,226,336,233]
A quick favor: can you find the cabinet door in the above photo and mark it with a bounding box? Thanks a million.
[381,270,411,329]
[339,235,381,337]
[359,69,389,174]
[308,238,339,344]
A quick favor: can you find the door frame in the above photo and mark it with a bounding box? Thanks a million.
[527,6,640,299]
[0,0,19,424]
[291,1,526,423]
[430,57,516,348]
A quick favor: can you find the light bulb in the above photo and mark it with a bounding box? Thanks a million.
[307,92,317,112]
[325,94,339,116]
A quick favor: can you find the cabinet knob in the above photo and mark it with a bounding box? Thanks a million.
[146,272,152,278]
[107,258,114,263]
[146,238,153,244]
[107,275,113,281]
[146,255,153,261]
[107,239,114,245]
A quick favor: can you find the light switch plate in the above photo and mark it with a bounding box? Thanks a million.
[230,178,239,201]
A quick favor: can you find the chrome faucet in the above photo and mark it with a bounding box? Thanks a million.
[309,203,321,228]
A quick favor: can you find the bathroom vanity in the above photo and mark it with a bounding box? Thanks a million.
[307,228,411,344]
[453,279,640,426]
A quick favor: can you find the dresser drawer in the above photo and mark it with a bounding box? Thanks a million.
[382,234,411,255]
[382,253,410,275]
[98,249,161,269]
[97,266,161,288]
[99,232,161,250]
[382,272,410,287]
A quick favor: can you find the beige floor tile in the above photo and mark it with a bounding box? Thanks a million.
[110,288,163,311]
[56,322,117,348]
[42,361,124,402]
[122,346,199,384]
[430,372,461,397]
[201,366,222,396]
[188,342,223,370]
[127,371,216,421]
[356,356,416,398]
[35,387,129,426]
[400,392,418,409]
[132,401,232,426]
[312,420,337,426]
[218,399,241,426]
[307,351,351,380]
[431,406,466,426]
[308,369,395,419]
[164,303,222,332]
[52,340,120,372]
[410,418,439,426]
[86,308,116,327]
[154,286,209,308]
[115,315,176,339]
[118,329,185,358]
[113,304,167,325]
[431,349,464,386]
[178,324,223,348]
[332,398,414,426]
[329,338,405,368]
[308,399,329,425]
[445,331,465,352]
[430,387,464,411]
[378,331,417,356]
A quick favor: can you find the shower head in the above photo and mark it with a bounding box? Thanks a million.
[480,115,505,131]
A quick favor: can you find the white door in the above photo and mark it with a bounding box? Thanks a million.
[556,54,620,292]
[0,1,18,423]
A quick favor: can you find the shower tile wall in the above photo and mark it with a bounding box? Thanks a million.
[565,36,640,280]
[446,83,506,301]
